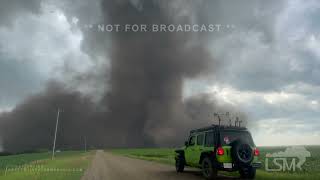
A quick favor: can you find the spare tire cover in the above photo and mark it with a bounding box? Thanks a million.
[231,140,254,164]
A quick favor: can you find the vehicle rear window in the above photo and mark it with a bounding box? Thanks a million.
[220,131,254,146]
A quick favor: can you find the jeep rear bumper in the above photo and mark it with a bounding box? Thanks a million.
[214,161,262,171]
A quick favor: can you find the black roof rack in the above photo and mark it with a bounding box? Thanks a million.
[190,125,247,134]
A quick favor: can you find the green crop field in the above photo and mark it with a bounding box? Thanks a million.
[110,146,320,180]
[0,151,93,180]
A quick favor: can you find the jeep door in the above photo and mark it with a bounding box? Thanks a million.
[184,135,196,166]
[194,133,205,165]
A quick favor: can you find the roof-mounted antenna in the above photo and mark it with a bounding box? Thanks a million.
[226,112,231,126]
[235,117,239,127]
[238,120,243,127]
[214,113,221,126]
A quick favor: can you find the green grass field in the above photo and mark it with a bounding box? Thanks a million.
[111,146,320,180]
[0,151,93,180]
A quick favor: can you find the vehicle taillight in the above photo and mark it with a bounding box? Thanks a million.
[217,147,224,155]
[254,148,259,156]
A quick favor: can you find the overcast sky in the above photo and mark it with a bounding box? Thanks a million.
[0,0,319,146]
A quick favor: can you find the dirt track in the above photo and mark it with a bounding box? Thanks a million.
[81,150,237,180]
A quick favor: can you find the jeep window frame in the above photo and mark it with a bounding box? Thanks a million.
[219,129,255,146]
[196,133,205,146]
[204,131,213,147]
[188,135,196,146]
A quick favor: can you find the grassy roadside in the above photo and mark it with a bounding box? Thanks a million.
[110,146,320,180]
[0,151,94,180]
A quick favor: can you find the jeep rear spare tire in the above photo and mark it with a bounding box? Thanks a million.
[231,140,254,165]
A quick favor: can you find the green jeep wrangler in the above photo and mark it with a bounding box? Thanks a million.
[175,125,261,179]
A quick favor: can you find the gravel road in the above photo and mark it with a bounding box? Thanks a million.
[81,150,236,180]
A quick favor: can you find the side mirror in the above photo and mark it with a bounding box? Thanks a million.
[185,141,188,147]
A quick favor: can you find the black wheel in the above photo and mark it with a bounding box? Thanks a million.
[239,166,256,179]
[175,155,185,172]
[201,157,217,180]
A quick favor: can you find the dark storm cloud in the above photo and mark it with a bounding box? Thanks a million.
[3,0,317,150]
[0,0,248,152]
[0,1,91,110]
[211,36,320,92]
[202,0,287,41]
[0,81,101,152]
[0,0,43,112]
[0,0,41,26]
[207,0,320,93]
[184,94,248,127]
[45,0,107,59]
[0,55,45,108]
[176,0,289,92]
